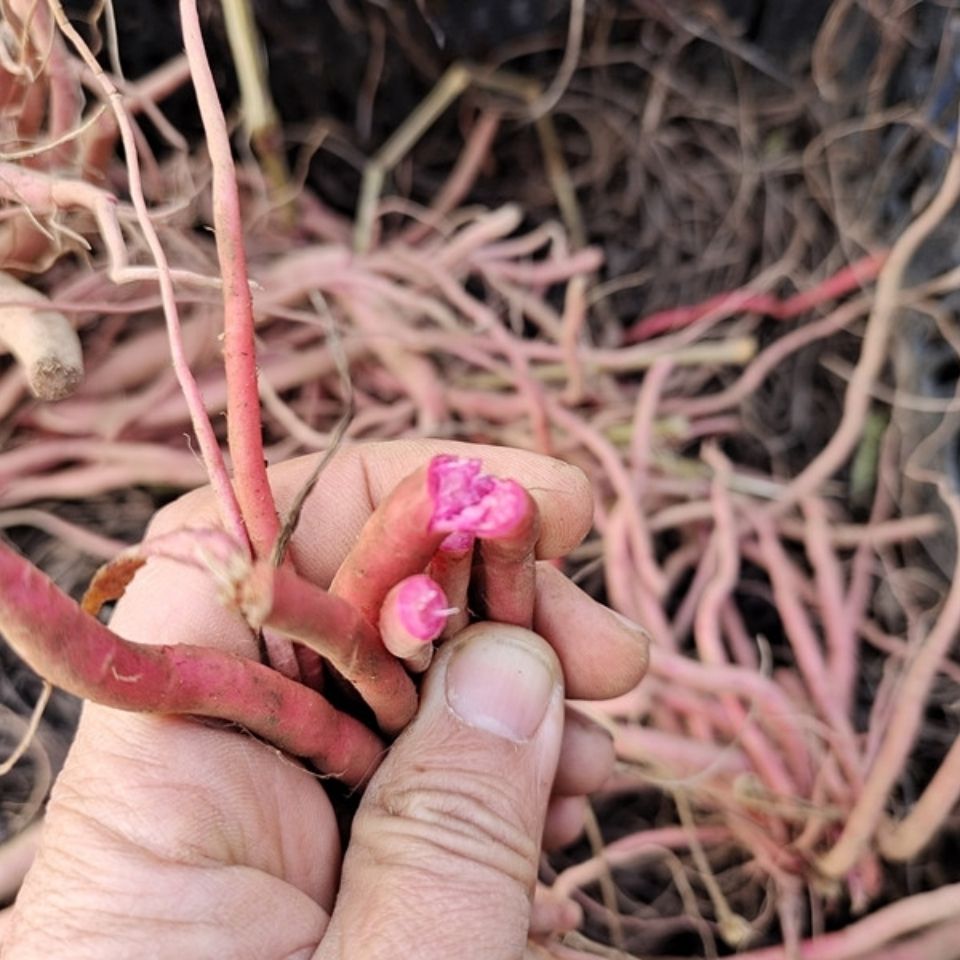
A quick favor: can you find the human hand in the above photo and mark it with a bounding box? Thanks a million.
[4,440,648,959]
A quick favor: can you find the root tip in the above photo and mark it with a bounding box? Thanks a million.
[29,357,84,401]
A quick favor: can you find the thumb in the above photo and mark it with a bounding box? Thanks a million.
[316,622,564,960]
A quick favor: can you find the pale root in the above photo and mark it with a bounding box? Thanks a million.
[0,271,82,400]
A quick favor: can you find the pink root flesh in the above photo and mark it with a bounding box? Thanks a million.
[427,455,526,542]
[396,574,453,642]
[439,530,475,553]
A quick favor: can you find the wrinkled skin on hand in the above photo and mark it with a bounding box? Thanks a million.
[4,441,648,960]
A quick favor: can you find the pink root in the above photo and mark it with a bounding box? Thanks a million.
[427,454,527,541]
[0,539,383,785]
[427,533,475,636]
[439,530,475,553]
[395,574,452,641]
[380,574,454,670]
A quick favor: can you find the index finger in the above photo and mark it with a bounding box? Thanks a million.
[152,439,593,588]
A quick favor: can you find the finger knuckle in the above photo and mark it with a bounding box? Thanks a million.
[360,766,539,889]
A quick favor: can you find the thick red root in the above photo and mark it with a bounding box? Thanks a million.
[427,536,475,637]
[474,486,539,627]
[0,540,383,785]
[380,574,452,670]
[427,454,528,540]
[426,455,539,626]
[331,454,531,626]
[250,563,418,735]
[330,463,448,624]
